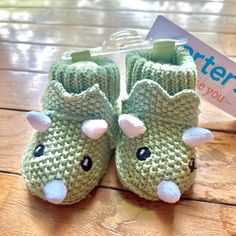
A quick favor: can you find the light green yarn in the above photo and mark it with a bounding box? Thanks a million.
[116,45,200,201]
[126,45,197,95]
[49,54,120,105]
[21,55,120,204]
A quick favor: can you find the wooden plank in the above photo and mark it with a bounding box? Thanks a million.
[0,71,47,111]
[1,23,236,56]
[0,42,81,72]
[0,2,235,235]
[200,99,236,132]
[0,0,236,16]
[0,173,236,236]
[0,110,33,173]
[0,0,55,7]
[0,41,235,75]
[0,8,236,33]
[0,109,235,204]
[0,0,236,8]
[0,23,146,48]
[0,8,45,23]
[0,173,16,207]
[192,32,236,56]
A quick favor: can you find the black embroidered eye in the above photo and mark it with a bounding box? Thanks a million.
[188,158,197,172]
[33,144,45,157]
[80,156,93,171]
[136,147,151,161]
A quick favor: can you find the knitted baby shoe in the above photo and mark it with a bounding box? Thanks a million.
[21,51,120,205]
[116,41,213,203]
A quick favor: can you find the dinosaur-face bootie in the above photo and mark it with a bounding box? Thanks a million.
[116,41,213,203]
[21,51,120,205]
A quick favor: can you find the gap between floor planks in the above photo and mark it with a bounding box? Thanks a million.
[0,172,236,236]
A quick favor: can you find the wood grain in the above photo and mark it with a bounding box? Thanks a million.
[0,173,16,207]
[0,0,236,16]
[0,23,147,48]
[1,0,236,7]
[0,8,236,33]
[0,109,235,204]
[199,99,236,132]
[0,0,236,235]
[0,42,81,72]
[0,110,33,173]
[1,23,236,56]
[0,173,236,236]
[0,42,234,74]
[0,71,47,111]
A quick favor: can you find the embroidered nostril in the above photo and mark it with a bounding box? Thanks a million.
[188,158,197,172]
[80,156,93,171]
[33,144,45,157]
[136,147,151,161]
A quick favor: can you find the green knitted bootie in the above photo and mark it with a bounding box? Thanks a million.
[116,41,213,203]
[21,51,120,205]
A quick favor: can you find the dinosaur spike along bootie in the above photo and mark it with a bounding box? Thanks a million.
[21,51,120,205]
[116,41,213,203]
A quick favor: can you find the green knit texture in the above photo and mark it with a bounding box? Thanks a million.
[21,54,120,204]
[126,45,197,95]
[49,54,120,106]
[116,45,200,201]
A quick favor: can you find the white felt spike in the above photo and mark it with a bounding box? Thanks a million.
[182,127,214,148]
[157,181,181,204]
[26,111,51,132]
[81,119,108,140]
[118,114,146,138]
[43,180,67,204]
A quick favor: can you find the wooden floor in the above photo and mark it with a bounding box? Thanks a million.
[0,0,236,235]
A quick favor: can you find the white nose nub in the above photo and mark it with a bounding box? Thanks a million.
[157,181,181,203]
[43,180,67,204]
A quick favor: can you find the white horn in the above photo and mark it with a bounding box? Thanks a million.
[82,119,108,140]
[157,181,181,203]
[26,111,51,132]
[118,114,146,138]
[182,127,214,148]
[43,180,67,204]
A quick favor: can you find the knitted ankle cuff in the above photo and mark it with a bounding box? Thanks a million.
[49,53,120,105]
[126,46,197,95]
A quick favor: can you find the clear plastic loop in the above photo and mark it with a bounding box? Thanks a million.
[61,30,188,59]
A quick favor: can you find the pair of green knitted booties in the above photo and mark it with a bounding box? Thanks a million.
[21,41,213,205]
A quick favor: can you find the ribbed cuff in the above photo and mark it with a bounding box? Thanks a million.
[126,46,197,95]
[49,55,120,105]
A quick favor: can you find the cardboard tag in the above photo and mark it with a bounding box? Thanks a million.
[146,15,236,117]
